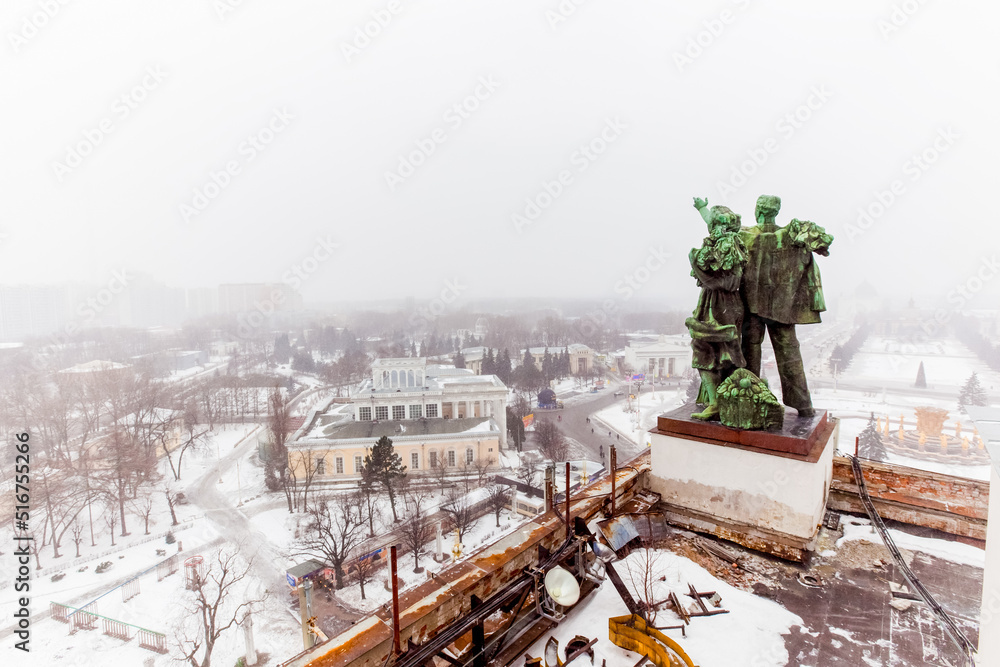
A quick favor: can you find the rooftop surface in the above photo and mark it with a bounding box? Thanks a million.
[525,517,983,667]
[299,416,498,442]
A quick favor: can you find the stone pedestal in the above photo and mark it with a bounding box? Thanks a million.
[647,404,838,561]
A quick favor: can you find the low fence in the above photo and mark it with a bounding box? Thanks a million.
[50,602,168,653]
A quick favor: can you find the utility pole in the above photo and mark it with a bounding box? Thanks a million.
[298,580,314,650]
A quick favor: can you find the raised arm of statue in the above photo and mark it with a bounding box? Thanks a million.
[693,197,712,227]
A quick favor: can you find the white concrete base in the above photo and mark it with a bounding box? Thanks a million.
[647,422,837,554]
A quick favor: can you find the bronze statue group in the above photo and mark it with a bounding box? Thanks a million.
[686,194,833,424]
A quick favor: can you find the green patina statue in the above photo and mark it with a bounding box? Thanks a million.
[685,198,748,421]
[685,194,832,429]
[740,195,833,418]
[717,369,784,431]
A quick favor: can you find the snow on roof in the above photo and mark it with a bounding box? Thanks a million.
[58,360,130,373]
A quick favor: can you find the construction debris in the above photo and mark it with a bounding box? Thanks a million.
[564,635,597,665]
[890,599,913,612]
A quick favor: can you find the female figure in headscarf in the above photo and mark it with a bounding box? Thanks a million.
[685,197,749,420]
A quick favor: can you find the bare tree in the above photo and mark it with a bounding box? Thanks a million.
[400,513,432,573]
[353,546,379,601]
[98,425,156,537]
[165,485,182,526]
[70,518,85,558]
[298,493,364,589]
[431,459,449,493]
[485,483,511,528]
[104,504,118,546]
[177,548,269,667]
[516,459,538,489]
[400,485,433,572]
[296,450,321,514]
[131,493,155,535]
[623,546,665,624]
[164,402,210,481]
[473,456,495,488]
[34,459,88,559]
[266,386,294,512]
[357,475,382,538]
[441,489,475,545]
[535,420,568,462]
[459,458,473,493]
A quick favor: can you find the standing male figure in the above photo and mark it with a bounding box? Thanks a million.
[740,195,833,418]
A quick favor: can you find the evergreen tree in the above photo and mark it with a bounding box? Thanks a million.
[292,349,315,372]
[506,406,526,452]
[483,348,495,375]
[685,377,700,404]
[541,348,553,383]
[914,361,927,388]
[362,436,406,522]
[498,349,513,385]
[561,348,571,378]
[858,412,887,461]
[516,349,544,393]
[453,352,466,369]
[958,372,988,411]
[409,340,417,357]
[274,333,292,364]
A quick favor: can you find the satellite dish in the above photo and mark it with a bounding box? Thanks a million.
[544,566,581,607]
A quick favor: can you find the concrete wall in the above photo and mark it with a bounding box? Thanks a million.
[979,466,1000,662]
[647,431,834,542]
[827,456,988,541]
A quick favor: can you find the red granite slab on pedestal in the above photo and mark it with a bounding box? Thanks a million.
[655,404,833,459]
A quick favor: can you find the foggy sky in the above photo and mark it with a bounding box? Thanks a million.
[2,0,997,312]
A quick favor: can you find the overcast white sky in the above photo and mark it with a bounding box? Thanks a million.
[2,0,997,310]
